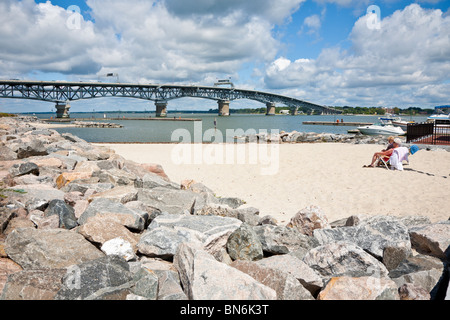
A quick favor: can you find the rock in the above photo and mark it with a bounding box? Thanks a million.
[383,245,410,271]
[56,171,93,189]
[1,269,67,300]
[4,228,104,269]
[134,173,179,190]
[55,255,133,300]
[256,254,323,296]
[0,208,16,234]
[399,283,431,300]
[254,224,319,255]
[9,162,39,177]
[92,168,137,186]
[231,260,314,300]
[138,214,242,259]
[155,269,188,300]
[287,205,331,236]
[3,217,36,236]
[303,241,389,281]
[0,258,23,294]
[173,243,276,300]
[140,163,169,180]
[313,215,411,260]
[6,184,65,204]
[16,139,48,159]
[388,254,445,297]
[226,223,263,261]
[77,215,139,251]
[45,199,78,230]
[101,238,137,262]
[137,187,199,215]
[318,276,399,300]
[131,267,159,300]
[29,211,60,230]
[236,207,260,226]
[78,198,147,231]
[88,185,139,204]
[0,145,17,161]
[409,222,450,260]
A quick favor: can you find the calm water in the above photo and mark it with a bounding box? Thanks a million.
[33,112,428,143]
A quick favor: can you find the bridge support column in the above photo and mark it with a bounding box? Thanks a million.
[218,100,230,116]
[266,103,276,116]
[291,107,299,116]
[55,102,71,119]
[155,101,168,117]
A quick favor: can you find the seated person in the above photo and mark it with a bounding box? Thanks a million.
[382,136,395,152]
[364,138,402,168]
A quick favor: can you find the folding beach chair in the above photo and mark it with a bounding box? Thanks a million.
[377,145,419,170]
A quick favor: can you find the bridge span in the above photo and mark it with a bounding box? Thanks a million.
[0,80,341,118]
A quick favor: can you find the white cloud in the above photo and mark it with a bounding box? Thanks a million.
[0,0,305,85]
[264,4,450,107]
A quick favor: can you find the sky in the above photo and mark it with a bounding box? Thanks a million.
[0,0,449,113]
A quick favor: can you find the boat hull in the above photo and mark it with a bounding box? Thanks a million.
[357,125,405,136]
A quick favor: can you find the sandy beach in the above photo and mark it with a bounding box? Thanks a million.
[97,143,450,225]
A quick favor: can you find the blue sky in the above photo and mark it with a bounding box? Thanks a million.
[0,0,449,112]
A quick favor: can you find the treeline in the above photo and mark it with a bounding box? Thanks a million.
[334,106,435,115]
[205,106,436,115]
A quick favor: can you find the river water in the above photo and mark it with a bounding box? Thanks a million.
[34,112,428,143]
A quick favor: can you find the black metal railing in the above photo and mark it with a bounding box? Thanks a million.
[407,120,450,145]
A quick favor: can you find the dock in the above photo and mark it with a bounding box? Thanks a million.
[303,121,373,127]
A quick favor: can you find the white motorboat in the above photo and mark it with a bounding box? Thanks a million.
[357,124,406,136]
[427,113,450,121]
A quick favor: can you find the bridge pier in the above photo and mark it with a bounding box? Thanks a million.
[266,103,276,116]
[218,100,230,116]
[291,107,299,116]
[55,102,71,119]
[155,101,168,117]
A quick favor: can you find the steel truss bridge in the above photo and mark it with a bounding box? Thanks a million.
[0,80,341,117]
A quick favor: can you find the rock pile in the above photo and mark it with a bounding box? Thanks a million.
[240,130,404,145]
[73,121,123,128]
[0,117,449,300]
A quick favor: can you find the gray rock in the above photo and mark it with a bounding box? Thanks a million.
[155,270,188,300]
[254,224,319,255]
[409,221,450,260]
[5,228,104,269]
[45,199,78,230]
[0,144,17,160]
[226,223,263,261]
[78,198,147,231]
[173,243,276,300]
[399,283,431,300]
[389,254,445,297]
[131,267,159,300]
[231,260,314,300]
[137,187,199,215]
[16,139,49,159]
[55,255,133,300]
[9,162,39,177]
[303,241,389,281]
[256,254,323,296]
[313,215,411,259]
[138,214,242,258]
[134,173,180,190]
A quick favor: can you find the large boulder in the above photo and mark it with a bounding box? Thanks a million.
[173,243,276,300]
[254,224,319,255]
[287,206,331,236]
[231,260,314,300]
[4,228,104,269]
[313,216,411,260]
[303,241,389,281]
[226,223,263,261]
[55,255,133,300]
[409,221,450,260]
[45,199,78,230]
[78,198,147,231]
[137,187,200,215]
[1,269,67,300]
[137,214,242,259]
[318,276,399,300]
